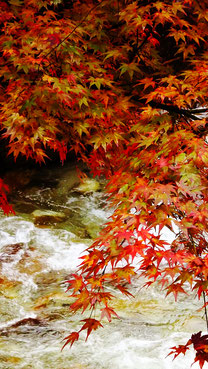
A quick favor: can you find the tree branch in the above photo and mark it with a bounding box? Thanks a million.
[149,101,206,121]
[42,1,105,64]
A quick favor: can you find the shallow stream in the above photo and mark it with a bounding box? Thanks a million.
[0,163,207,369]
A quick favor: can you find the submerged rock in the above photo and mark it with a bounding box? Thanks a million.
[17,256,44,275]
[0,277,22,313]
[0,355,21,365]
[0,275,21,293]
[34,291,71,310]
[34,271,63,287]
[32,209,67,226]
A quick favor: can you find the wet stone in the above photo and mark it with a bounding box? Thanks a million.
[32,209,67,226]
[73,178,101,194]
[13,201,39,214]
[55,167,81,197]
[0,243,25,263]
[34,291,71,310]
[5,317,45,329]
[0,275,22,302]
[0,317,51,338]
[17,256,44,275]
[34,271,64,287]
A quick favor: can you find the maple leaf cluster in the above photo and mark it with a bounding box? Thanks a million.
[169,332,208,369]
[1,0,208,366]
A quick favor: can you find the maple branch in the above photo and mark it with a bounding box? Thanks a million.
[129,26,153,63]
[89,264,107,319]
[202,290,208,333]
[189,233,208,334]
[149,101,205,121]
[14,88,27,106]
[117,0,120,23]
[42,1,104,64]
[189,108,208,114]
[137,31,151,52]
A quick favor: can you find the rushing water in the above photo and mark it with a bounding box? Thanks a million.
[0,163,207,369]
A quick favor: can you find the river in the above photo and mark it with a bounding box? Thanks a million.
[0,162,206,369]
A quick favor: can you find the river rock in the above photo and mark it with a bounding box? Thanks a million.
[0,355,21,365]
[0,276,22,300]
[0,317,47,336]
[0,243,24,263]
[34,271,63,287]
[34,291,71,309]
[74,178,100,194]
[55,167,81,197]
[32,209,67,226]
[7,317,44,329]
[13,200,38,214]
[17,256,43,275]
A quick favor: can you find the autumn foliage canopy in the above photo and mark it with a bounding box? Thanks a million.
[1,0,208,366]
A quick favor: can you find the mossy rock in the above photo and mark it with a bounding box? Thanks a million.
[74,178,101,194]
[55,168,81,197]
